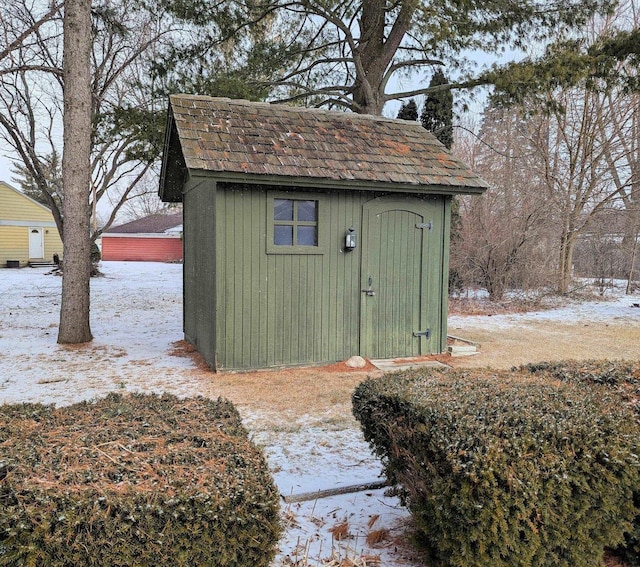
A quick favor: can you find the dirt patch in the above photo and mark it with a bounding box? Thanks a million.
[169,308,640,421]
[446,321,640,370]
[169,340,212,371]
[203,367,381,424]
[171,341,380,374]
[168,343,385,426]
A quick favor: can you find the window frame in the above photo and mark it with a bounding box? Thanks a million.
[267,192,326,255]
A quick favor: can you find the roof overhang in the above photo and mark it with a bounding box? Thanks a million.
[159,108,188,203]
[182,169,487,197]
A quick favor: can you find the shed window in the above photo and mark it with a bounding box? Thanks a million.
[267,194,324,255]
[273,199,318,246]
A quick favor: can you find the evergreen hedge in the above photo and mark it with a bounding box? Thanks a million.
[352,368,640,567]
[0,393,281,567]
[516,359,640,409]
[517,360,640,565]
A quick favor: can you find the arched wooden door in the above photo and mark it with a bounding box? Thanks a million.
[359,197,436,359]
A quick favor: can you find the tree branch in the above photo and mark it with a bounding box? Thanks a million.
[0,1,63,65]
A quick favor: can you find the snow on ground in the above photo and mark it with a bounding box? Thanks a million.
[1,262,207,406]
[0,262,417,566]
[449,288,640,331]
[2,263,638,566]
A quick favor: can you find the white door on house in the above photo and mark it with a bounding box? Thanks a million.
[28,227,44,259]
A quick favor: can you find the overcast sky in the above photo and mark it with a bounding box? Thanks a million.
[0,153,14,185]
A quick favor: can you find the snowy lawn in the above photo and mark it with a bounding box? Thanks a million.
[0,262,421,566]
[1,262,639,566]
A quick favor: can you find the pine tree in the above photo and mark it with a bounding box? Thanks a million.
[11,151,63,210]
[58,0,93,344]
[259,0,612,115]
[421,69,453,149]
[397,99,418,121]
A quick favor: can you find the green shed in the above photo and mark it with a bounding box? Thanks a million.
[159,95,487,371]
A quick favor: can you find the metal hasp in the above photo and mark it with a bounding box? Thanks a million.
[413,329,431,338]
[415,221,432,230]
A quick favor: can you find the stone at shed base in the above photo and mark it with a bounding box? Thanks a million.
[346,356,367,368]
[448,345,478,357]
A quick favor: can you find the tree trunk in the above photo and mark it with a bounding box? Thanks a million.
[58,0,93,344]
[558,230,577,295]
[352,0,416,115]
[621,180,640,293]
[626,233,638,294]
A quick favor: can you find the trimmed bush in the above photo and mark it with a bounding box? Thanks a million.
[517,359,640,384]
[518,359,640,565]
[0,393,281,567]
[352,369,640,567]
[517,359,640,410]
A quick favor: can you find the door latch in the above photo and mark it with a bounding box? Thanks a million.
[362,275,376,296]
[413,329,431,338]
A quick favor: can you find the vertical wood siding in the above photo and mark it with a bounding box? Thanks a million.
[213,186,366,370]
[205,184,448,371]
[183,178,217,367]
[360,207,425,358]
[359,197,447,358]
[438,197,453,353]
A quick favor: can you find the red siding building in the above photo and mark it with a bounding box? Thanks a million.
[101,212,183,262]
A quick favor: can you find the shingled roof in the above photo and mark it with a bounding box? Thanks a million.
[104,212,182,234]
[159,95,488,201]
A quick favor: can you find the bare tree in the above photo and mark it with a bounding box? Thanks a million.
[452,108,554,300]
[593,0,640,293]
[521,15,640,294]
[524,90,616,293]
[0,1,65,231]
[0,0,63,74]
[1,0,280,240]
[0,0,275,345]
[572,209,629,292]
[0,0,169,241]
[455,70,639,297]
[113,172,180,222]
[479,1,640,293]
[595,90,640,292]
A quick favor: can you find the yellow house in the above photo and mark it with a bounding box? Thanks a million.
[0,180,63,267]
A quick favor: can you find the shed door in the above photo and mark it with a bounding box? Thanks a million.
[28,228,44,259]
[360,198,432,359]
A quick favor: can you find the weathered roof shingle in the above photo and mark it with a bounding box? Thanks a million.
[160,95,488,199]
[104,212,182,234]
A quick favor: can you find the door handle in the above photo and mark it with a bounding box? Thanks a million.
[362,275,376,296]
